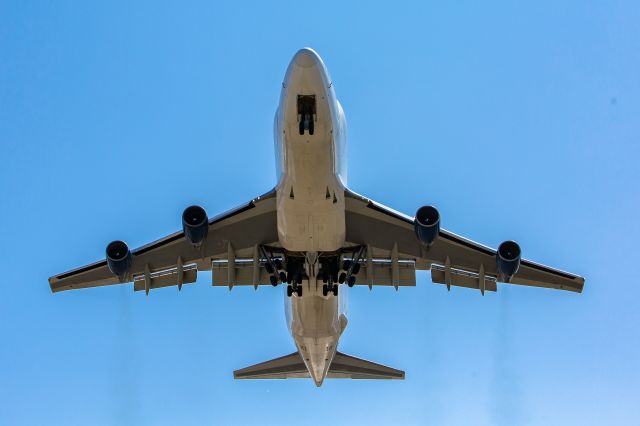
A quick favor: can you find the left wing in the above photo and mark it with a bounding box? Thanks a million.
[49,190,278,293]
[344,189,584,293]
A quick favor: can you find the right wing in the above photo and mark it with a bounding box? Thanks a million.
[344,189,584,293]
[49,190,278,293]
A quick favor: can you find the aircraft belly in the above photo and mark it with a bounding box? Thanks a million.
[276,132,345,252]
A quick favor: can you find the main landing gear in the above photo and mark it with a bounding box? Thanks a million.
[287,284,302,297]
[322,283,338,297]
[284,256,305,298]
[318,247,366,296]
[262,247,306,298]
[262,246,366,298]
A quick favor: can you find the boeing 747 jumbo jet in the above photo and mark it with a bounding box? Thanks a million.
[49,48,585,387]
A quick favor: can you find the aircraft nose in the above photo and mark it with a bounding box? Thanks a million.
[284,47,329,91]
[293,48,321,69]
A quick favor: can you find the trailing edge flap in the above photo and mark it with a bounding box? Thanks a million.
[233,351,404,380]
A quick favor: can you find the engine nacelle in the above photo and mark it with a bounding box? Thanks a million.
[106,240,132,278]
[182,205,208,246]
[414,205,440,246]
[496,240,521,280]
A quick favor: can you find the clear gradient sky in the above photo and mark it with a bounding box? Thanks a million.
[1,1,639,425]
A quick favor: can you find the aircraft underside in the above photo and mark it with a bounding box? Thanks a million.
[48,47,585,388]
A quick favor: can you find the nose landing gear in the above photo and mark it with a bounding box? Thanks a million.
[297,95,316,136]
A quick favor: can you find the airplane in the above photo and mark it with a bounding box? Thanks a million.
[49,47,585,387]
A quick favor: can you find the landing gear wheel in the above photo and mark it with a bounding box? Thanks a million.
[279,271,288,284]
[274,259,283,270]
[332,284,339,296]
[302,113,312,134]
[296,286,302,297]
[299,118,304,135]
[338,272,346,284]
[348,275,356,287]
[265,263,274,274]
[270,275,278,286]
[287,285,293,297]
[322,284,329,296]
[352,263,361,275]
[342,260,352,271]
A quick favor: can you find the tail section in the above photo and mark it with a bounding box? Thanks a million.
[233,351,404,381]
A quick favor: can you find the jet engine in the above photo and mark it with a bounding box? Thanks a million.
[414,205,440,246]
[496,240,521,280]
[106,240,132,278]
[182,205,208,246]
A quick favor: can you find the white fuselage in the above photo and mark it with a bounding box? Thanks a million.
[275,48,349,386]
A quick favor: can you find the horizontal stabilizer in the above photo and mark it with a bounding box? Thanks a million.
[234,352,308,379]
[233,351,404,381]
[328,352,404,380]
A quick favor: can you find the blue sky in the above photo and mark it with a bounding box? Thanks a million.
[1,1,639,425]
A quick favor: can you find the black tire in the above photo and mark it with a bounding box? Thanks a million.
[265,263,274,274]
[299,118,304,135]
[332,285,338,296]
[296,286,302,297]
[338,272,346,284]
[322,284,328,296]
[279,271,287,284]
[348,275,356,287]
[309,119,314,135]
[352,263,361,275]
[270,275,278,286]
[274,259,283,270]
[342,260,352,271]
[287,285,293,297]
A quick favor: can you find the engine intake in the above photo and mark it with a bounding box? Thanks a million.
[183,205,208,246]
[414,205,440,246]
[106,240,132,278]
[496,240,521,280]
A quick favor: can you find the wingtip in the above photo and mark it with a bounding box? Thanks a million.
[48,276,58,293]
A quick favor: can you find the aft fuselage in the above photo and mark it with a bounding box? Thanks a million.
[275,48,348,386]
